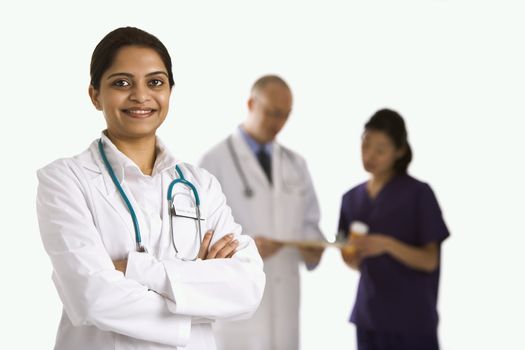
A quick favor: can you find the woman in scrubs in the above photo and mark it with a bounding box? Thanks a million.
[36,27,265,350]
[339,109,449,350]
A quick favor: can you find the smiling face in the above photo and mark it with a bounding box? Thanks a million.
[88,45,171,140]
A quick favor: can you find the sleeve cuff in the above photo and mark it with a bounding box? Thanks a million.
[126,251,171,298]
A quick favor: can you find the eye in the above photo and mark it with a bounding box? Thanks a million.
[149,79,164,87]
[112,79,130,88]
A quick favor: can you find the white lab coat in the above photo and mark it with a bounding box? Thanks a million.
[36,134,265,350]
[199,129,323,350]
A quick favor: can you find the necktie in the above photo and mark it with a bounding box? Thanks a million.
[256,148,272,184]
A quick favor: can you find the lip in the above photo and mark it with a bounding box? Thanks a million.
[122,108,157,119]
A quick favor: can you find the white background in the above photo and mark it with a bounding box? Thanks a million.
[1,1,524,349]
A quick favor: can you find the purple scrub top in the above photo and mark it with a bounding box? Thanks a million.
[338,174,449,335]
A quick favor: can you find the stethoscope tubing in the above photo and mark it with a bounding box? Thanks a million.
[98,139,202,258]
[98,139,144,251]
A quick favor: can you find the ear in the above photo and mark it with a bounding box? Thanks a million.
[88,85,103,111]
[247,96,255,112]
[396,146,406,160]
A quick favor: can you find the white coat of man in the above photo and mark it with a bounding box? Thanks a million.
[199,75,325,350]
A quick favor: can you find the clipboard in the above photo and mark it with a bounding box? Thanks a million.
[275,239,347,249]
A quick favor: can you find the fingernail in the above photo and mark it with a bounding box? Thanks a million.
[227,233,234,238]
[233,240,239,245]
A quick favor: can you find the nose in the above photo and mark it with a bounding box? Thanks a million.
[129,83,151,103]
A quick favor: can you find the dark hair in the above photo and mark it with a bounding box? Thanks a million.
[365,108,413,174]
[90,27,174,90]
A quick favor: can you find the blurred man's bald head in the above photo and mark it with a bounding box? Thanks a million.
[251,75,291,96]
[244,75,293,143]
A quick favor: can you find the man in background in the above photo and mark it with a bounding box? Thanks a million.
[200,75,325,350]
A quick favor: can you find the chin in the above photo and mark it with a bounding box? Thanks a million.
[120,126,160,139]
[267,132,278,141]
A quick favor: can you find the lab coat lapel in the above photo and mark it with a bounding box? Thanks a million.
[84,146,136,239]
[156,168,176,259]
[231,130,271,189]
[272,143,283,193]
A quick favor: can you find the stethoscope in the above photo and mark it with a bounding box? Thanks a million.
[226,135,301,198]
[98,139,202,260]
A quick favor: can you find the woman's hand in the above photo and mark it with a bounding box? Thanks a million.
[351,234,392,258]
[340,245,361,270]
[113,259,128,273]
[198,230,239,260]
[341,234,390,269]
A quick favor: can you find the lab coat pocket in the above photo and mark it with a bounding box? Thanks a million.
[170,205,205,260]
[281,169,304,194]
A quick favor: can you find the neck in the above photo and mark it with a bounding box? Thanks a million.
[106,131,157,176]
[370,170,395,187]
[242,122,270,145]
[367,170,396,199]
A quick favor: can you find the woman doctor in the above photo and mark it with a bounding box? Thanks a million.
[36,27,265,350]
[339,109,449,350]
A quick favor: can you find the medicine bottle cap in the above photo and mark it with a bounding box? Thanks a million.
[350,221,369,235]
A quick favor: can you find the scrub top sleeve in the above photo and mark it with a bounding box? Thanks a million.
[36,161,191,347]
[416,183,450,246]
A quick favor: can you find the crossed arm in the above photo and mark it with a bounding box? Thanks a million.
[113,230,239,272]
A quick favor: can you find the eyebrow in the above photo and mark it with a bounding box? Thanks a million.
[106,71,169,80]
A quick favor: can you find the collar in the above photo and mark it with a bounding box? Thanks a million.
[238,125,273,156]
[98,131,180,183]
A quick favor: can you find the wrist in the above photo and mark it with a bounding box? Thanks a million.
[382,235,396,254]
